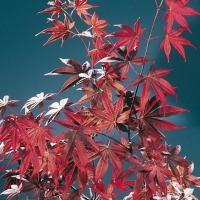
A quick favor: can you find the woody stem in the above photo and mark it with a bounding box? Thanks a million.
[128,0,164,145]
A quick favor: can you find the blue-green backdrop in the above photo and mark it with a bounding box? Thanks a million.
[0,0,200,199]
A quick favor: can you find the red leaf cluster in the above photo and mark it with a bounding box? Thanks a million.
[1,0,200,200]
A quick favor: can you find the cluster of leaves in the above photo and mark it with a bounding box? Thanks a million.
[0,0,200,199]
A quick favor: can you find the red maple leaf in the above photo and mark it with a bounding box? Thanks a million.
[142,161,172,196]
[84,12,109,36]
[89,178,117,199]
[55,110,99,166]
[90,92,130,133]
[176,163,200,188]
[45,59,90,94]
[128,65,177,113]
[163,0,200,33]
[137,94,189,143]
[93,142,128,180]
[110,169,134,192]
[76,84,102,109]
[19,147,41,178]
[99,46,151,77]
[40,143,63,186]
[36,15,75,46]
[160,27,195,62]
[69,0,97,19]
[27,125,56,157]
[95,64,127,98]
[0,115,36,153]
[163,144,189,182]
[88,37,113,67]
[110,18,146,58]
[141,138,167,161]
[37,0,68,19]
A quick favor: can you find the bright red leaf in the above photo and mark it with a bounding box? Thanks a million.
[160,27,195,62]
[110,18,146,58]
[90,92,130,133]
[128,65,177,113]
[36,14,75,46]
[27,125,56,157]
[69,0,97,19]
[88,37,113,67]
[84,12,109,36]
[37,0,68,19]
[164,0,200,33]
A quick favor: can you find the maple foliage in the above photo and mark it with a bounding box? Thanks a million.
[37,0,68,19]
[84,12,109,37]
[110,18,146,58]
[1,0,200,200]
[160,27,195,62]
[163,0,200,33]
[69,0,97,19]
[36,14,75,46]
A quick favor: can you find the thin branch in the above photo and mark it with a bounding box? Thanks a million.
[128,0,164,147]
[61,8,90,54]
[98,132,128,149]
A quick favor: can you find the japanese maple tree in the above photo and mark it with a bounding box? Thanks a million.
[0,0,200,200]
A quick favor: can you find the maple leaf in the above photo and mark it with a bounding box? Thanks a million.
[128,65,177,113]
[142,162,172,196]
[56,130,98,167]
[89,178,117,199]
[69,0,97,19]
[0,115,37,153]
[117,155,143,199]
[76,84,102,109]
[0,183,22,200]
[27,125,56,157]
[95,64,127,98]
[36,14,75,46]
[160,27,195,62]
[118,155,143,181]
[55,110,99,166]
[19,147,41,178]
[138,94,189,142]
[92,141,128,180]
[37,0,68,19]
[88,37,113,67]
[163,0,200,33]
[0,96,19,117]
[40,143,63,186]
[45,59,91,94]
[90,92,130,133]
[45,98,73,124]
[110,18,146,58]
[98,46,151,77]
[22,92,55,111]
[163,144,189,182]
[110,169,134,192]
[140,138,168,161]
[177,163,200,188]
[84,12,109,36]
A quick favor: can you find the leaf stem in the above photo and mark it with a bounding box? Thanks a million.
[61,8,90,54]
[140,0,164,75]
[128,0,164,144]
[141,35,164,41]
[98,132,128,149]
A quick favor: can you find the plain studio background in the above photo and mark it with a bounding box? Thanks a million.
[0,0,200,198]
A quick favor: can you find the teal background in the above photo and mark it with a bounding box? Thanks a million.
[0,0,200,198]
